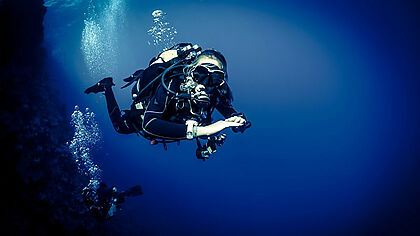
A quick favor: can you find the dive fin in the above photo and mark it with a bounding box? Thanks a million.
[84,77,115,94]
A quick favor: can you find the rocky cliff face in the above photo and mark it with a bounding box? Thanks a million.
[0,0,107,234]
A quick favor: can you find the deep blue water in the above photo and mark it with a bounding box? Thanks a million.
[44,0,420,235]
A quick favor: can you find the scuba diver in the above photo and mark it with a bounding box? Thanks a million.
[85,43,251,160]
[82,183,143,220]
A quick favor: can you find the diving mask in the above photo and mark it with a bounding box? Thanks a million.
[192,63,225,89]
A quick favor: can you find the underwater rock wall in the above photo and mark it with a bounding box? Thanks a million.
[0,0,112,234]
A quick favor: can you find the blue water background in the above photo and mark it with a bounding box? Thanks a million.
[44,0,420,235]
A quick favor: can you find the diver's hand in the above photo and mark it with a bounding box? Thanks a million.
[225,116,247,125]
[195,120,242,137]
[229,113,251,133]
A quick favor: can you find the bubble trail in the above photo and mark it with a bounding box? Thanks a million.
[148,9,178,52]
[68,105,102,190]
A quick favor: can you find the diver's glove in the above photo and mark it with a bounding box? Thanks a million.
[229,113,251,133]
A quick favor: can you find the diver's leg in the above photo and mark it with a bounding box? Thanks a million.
[85,77,133,134]
[103,86,134,134]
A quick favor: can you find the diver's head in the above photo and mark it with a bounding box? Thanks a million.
[186,49,228,91]
[196,50,226,72]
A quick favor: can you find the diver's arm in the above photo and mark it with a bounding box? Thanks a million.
[142,117,188,140]
[214,92,249,132]
[143,114,242,140]
[143,99,242,140]
[215,94,238,118]
[142,85,188,140]
[195,120,243,137]
[142,84,244,139]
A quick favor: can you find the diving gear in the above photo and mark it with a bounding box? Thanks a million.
[85,43,247,160]
[179,76,198,93]
[128,43,203,105]
[196,49,228,78]
[82,182,142,220]
[84,77,115,94]
[185,120,198,139]
[194,63,225,76]
[191,84,211,108]
[230,113,252,133]
[193,63,226,90]
[175,43,202,61]
[160,61,192,97]
[155,49,178,63]
[150,43,202,65]
[195,134,227,160]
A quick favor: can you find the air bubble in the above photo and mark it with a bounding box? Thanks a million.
[68,105,102,189]
[148,9,177,52]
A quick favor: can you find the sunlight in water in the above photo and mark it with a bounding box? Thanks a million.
[44,0,83,8]
[81,0,126,78]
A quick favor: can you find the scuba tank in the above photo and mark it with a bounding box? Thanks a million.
[120,43,203,139]
[121,43,202,104]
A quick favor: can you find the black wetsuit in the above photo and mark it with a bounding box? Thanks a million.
[104,62,238,140]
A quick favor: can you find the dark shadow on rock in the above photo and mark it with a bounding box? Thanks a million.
[0,0,141,235]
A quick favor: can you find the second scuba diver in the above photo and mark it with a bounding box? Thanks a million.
[85,43,251,160]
